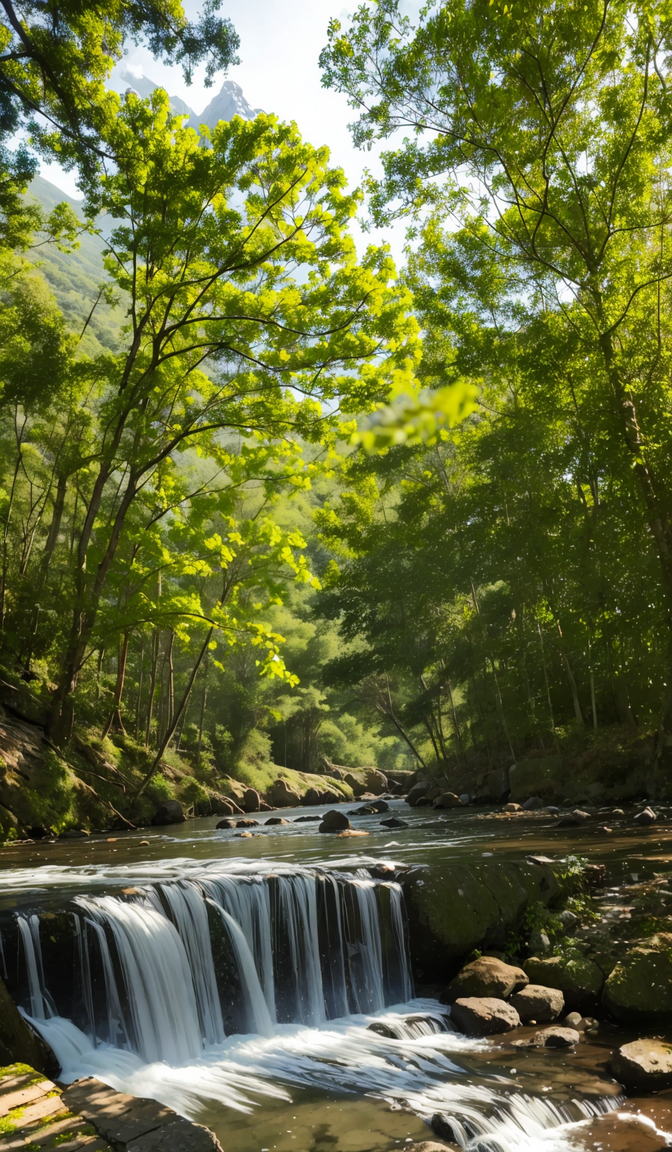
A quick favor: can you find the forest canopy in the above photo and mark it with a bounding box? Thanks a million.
[2,0,672,832]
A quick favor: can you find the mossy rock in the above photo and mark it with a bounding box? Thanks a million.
[602,933,672,1022]
[399,860,558,983]
[524,954,604,1012]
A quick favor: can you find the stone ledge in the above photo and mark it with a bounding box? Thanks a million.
[61,1079,223,1152]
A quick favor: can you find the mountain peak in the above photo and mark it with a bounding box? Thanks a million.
[116,70,262,132]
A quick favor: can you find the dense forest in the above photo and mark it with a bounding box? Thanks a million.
[2,0,672,833]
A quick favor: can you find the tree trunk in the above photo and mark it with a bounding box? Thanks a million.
[102,632,129,738]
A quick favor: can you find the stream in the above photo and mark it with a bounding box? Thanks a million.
[1,800,671,1152]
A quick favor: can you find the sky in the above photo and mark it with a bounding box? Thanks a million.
[39,0,409,264]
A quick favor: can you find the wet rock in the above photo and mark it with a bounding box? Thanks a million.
[564,1011,583,1028]
[451,996,521,1036]
[62,1077,223,1151]
[293,814,321,822]
[612,808,626,817]
[151,800,186,826]
[368,863,397,880]
[319,809,351,833]
[572,808,592,821]
[367,1021,399,1039]
[530,1026,580,1047]
[433,791,462,809]
[510,984,564,1022]
[441,956,528,1003]
[235,818,259,828]
[634,807,657,826]
[215,818,236,829]
[371,798,390,812]
[0,974,59,1075]
[503,802,521,812]
[610,1039,672,1090]
[556,814,581,827]
[603,934,672,1022]
[380,816,409,829]
[431,1113,479,1143]
[524,955,604,1012]
[459,793,471,806]
[242,788,261,813]
[264,817,290,825]
[351,804,376,815]
[522,796,545,810]
[266,778,302,808]
[406,780,432,807]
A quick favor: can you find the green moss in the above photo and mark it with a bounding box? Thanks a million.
[603,934,672,1020]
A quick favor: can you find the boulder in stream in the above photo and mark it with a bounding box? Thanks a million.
[151,800,186,826]
[265,817,290,825]
[510,983,564,1022]
[610,1039,672,1090]
[525,1025,580,1048]
[602,934,672,1021]
[441,955,528,1003]
[451,996,521,1036]
[634,806,657,826]
[380,816,409,829]
[319,809,351,833]
[433,791,462,809]
[522,796,545,810]
[405,780,432,807]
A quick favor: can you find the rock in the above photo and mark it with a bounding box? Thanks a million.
[58,827,89,838]
[634,807,657,825]
[564,1011,583,1028]
[294,814,321,822]
[236,818,259,827]
[265,816,290,825]
[610,1039,672,1090]
[351,804,376,815]
[367,863,397,879]
[432,1113,479,1144]
[242,788,260,813]
[503,802,521,812]
[510,984,564,1022]
[459,793,470,806]
[399,859,559,981]
[556,813,581,827]
[371,798,390,812]
[380,816,409,829]
[602,934,672,1021]
[0,975,58,1075]
[530,1026,580,1048]
[433,791,462,809]
[319,809,351,833]
[528,928,552,955]
[258,800,273,811]
[216,818,236,829]
[367,1021,399,1039]
[406,1144,453,1152]
[572,808,592,821]
[151,800,186,826]
[441,956,528,1003]
[406,780,432,806]
[612,808,626,817]
[303,787,322,806]
[319,789,342,805]
[522,796,545,810]
[524,955,604,1012]
[451,997,521,1037]
[62,1077,224,1151]
[266,778,302,808]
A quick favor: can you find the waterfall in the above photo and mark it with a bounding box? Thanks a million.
[3,863,626,1152]
[7,866,413,1059]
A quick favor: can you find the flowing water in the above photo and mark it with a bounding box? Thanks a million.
[1,801,671,1151]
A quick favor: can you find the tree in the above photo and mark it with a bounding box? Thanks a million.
[322,0,672,717]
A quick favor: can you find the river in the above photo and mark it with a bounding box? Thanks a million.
[1,800,671,1151]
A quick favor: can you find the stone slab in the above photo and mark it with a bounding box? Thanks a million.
[61,1079,223,1152]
